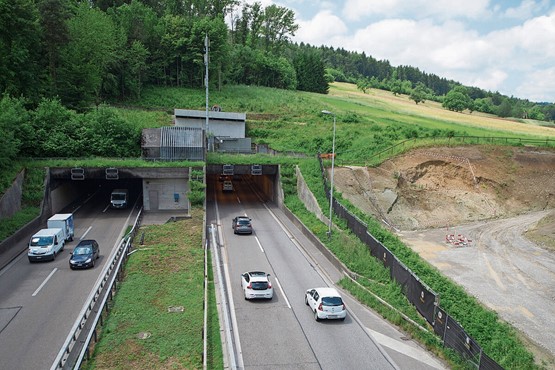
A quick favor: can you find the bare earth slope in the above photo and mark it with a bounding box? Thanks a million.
[332,146,555,364]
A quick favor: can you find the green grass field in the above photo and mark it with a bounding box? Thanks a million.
[82,208,223,370]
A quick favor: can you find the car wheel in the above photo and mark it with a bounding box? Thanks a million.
[340,317,346,321]
[314,310,320,322]
[92,259,95,268]
[53,251,56,260]
[305,295,309,305]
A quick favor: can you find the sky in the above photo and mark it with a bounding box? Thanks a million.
[242,0,555,103]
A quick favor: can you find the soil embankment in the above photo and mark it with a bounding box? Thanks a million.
[332,146,555,364]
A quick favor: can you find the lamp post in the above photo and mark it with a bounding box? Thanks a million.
[322,110,336,238]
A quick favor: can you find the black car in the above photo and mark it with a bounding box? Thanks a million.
[232,216,253,234]
[69,239,100,269]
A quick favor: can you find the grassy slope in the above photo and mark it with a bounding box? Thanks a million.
[82,208,223,370]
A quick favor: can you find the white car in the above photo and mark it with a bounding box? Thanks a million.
[241,271,274,300]
[305,287,347,321]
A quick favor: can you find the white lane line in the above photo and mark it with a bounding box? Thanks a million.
[366,328,445,370]
[274,277,291,309]
[32,268,58,297]
[80,226,93,240]
[254,236,264,253]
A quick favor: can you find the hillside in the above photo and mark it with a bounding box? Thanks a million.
[331,146,555,364]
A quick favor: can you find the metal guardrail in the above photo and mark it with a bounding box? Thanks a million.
[50,208,144,370]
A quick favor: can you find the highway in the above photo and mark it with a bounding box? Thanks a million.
[0,175,446,370]
[207,177,446,370]
[0,186,136,370]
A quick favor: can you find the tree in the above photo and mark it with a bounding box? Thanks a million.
[496,98,512,118]
[83,106,140,157]
[57,4,119,109]
[30,98,81,157]
[442,86,472,112]
[357,78,370,94]
[294,50,327,94]
[390,79,403,96]
[0,95,28,167]
[410,82,427,104]
[261,4,298,54]
[37,0,73,94]
[0,0,43,102]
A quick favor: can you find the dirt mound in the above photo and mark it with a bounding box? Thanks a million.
[334,146,555,235]
[331,145,555,364]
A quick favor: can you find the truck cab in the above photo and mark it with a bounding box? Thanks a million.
[110,189,129,209]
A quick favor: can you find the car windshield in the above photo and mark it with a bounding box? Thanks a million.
[321,296,343,306]
[111,194,126,200]
[74,246,92,255]
[30,236,53,247]
[237,219,250,225]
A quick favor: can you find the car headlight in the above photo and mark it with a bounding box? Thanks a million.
[85,258,92,263]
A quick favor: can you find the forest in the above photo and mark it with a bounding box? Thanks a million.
[1,0,555,170]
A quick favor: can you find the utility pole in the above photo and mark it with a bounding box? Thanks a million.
[204,34,210,150]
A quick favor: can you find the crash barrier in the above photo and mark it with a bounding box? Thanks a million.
[50,208,144,370]
[317,156,503,370]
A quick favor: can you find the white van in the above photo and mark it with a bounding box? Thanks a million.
[28,228,65,262]
[110,189,129,209]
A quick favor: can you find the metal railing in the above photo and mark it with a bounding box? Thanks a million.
[50,208,144,370]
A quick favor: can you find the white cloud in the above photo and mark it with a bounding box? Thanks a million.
[502,0,551,20]
[295,10,349,45]
[470,69,509,91]
[342,0,491,21]
[242,0,555,101]
[516,67,555,102]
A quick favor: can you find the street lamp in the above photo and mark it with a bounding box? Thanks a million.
[322,110,336,238]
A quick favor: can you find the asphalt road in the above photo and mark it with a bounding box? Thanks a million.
[207,178,446,370]
[0,188,136,370]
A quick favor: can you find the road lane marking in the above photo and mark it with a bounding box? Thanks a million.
[80,226,93,240]
[366,328,445,369]
[254,236,264,252]
[274,277,291,309]
[32,268,58,297]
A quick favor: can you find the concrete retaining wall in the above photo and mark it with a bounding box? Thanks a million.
[277,165,348,276]
[0,170,25,220]
[0,169,51,269]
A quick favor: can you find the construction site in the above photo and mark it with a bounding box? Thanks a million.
[331,145,555,365]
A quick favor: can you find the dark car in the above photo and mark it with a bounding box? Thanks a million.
[232,216,253,234]
[69,239,100,269]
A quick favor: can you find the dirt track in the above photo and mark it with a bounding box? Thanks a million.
[331,146,555,365]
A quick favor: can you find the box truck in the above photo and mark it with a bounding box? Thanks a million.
[110,189,129,209]
[47,213,74,242]
[28,228,65,262]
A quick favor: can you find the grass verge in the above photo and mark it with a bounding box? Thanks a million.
[82,207,223,370]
